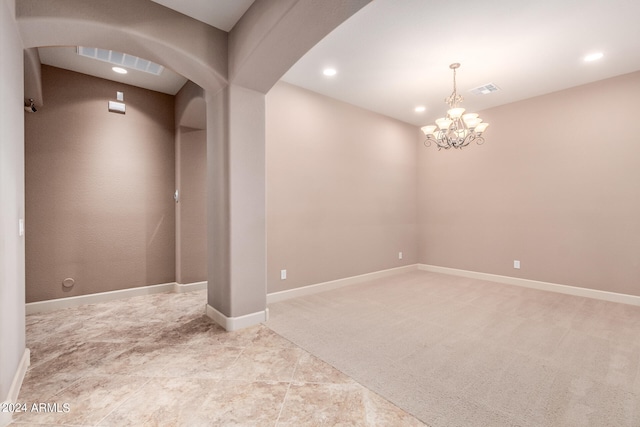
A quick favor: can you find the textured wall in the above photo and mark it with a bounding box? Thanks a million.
[176,128,207,284]
[25,65,175,303]
[175,81,207,284]
[266,82,419,293]
[418,71,640,296]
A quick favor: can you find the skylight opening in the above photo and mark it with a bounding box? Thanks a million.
[77,47,164,76]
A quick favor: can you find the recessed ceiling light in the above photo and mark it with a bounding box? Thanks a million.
[112,66,128,74]
[584,52,604,62]
[414,106,426,112]
[323,68,337,77]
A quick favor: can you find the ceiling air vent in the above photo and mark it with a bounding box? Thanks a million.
[469,83,500,95]
[77,47,164,76]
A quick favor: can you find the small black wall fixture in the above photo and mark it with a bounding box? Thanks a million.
[24,98,37,113]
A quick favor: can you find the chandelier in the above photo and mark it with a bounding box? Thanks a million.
[421,63,489,150]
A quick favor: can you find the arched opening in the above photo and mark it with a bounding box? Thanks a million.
[18,0,221,306]
[24,48,209,304]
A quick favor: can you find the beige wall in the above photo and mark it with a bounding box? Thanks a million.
[176,128,207,284]
[175,81,207,285]
[25,65,176,303]
[0,0,26,404]
[419,71,640,296]
[20,55,640,313]
[266,82,419,293]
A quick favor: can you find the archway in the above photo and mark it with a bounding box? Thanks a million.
[19,0,223,309]
[17,0,226,96]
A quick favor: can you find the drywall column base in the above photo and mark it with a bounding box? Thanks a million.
[206,84,266,331]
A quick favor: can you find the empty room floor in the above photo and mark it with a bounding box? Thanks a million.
[11,290,422,426]
[267,270,640,426]
[11,269,640,426]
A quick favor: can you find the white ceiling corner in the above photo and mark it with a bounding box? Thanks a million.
[150,0,255,32]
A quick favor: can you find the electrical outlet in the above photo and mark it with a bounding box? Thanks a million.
[280,269,287,280]
[398,252,403,260]
[513,260,520,269]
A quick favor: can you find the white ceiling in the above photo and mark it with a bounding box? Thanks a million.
[150,0,255,32]
[282,0,640,125]
[37,0,640,125]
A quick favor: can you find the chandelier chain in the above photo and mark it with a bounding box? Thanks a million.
[452,66,456,97]
[445,63,463,108]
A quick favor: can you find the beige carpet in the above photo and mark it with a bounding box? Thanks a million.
[266,270,640,427]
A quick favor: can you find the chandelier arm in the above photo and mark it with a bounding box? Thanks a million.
[434,136,451,150]
[461,134,472,148]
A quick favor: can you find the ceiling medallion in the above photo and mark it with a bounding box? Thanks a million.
[421,63,489,150]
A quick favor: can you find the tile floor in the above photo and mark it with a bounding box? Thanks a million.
[10,290,424,426]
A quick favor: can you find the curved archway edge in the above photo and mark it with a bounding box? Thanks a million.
[16,0,227,94]
[176,81,205,129]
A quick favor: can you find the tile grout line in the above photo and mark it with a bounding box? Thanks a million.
[90,376,154,426]
[273,351,301,426]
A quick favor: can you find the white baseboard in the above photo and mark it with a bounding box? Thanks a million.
[418,264,640,307]
[0,408,10,427]
[0,349,30,427]
[205,304,268,331]
[174,281,207,293]
[266,264,418,304]
[26,281,208,315]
